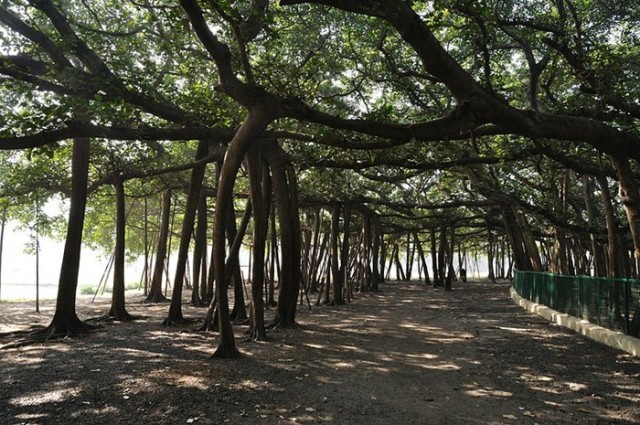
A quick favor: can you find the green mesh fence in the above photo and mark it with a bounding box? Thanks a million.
[513,271,640,335]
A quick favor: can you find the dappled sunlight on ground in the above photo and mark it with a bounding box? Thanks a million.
[1,280,639,424]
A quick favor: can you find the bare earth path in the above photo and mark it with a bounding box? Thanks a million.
[1,280,639,425]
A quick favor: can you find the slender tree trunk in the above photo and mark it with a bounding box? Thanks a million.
[339,204,352,303]
[0,204,6,302]
[308,207,322,293]
[143,198,149,296]
[430,228,439,285]
[414,232,430,284]
[371,216,381,291]
[228,200,248,322]
[582,176,606,277]
[437,226,447,287]
[246,145,268,340]
[596,174,621,279]
[268,200,278,307]
[191,192,207,306]
[107,177,135,321]
[200,199,252,332]
[165,140,209,324]
[147,190,170,302]
[330,202,343,305]
[42,138,95,337]
[487,227,496,283]
[362,215,372,290]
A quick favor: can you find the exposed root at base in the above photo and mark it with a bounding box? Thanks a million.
[1,320,101,349]
[244,328,268,342]
[162,317,197,327]
[210,346,241,359]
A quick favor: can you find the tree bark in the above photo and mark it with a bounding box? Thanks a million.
[42,138,95,337]
[212,110,272,358]
[610,156,640,335]
[339,204,352,302]
[430,228,439,285]
[191,192,208,306]
[371,215,381,291]
[266,144,301,328]
[108,176,135,321]
[330,203,341,304]
[147,190,171,302]
[414,232,430,284]
[228,199,248,322]
[246,144,268,340]
[164,140,209,325]
[582,176,606,277]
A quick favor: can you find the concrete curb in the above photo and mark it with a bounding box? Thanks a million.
[510,287,640,357]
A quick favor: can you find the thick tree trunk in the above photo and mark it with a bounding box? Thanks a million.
[512,205,543,271]
[266,145,301,328]
[42,138,95,337]
[611,156,640,274]
[165,140,209,325]
[502,206,532,271]
[147,190,171,302]
[108,177,135,321]
[610,156,640,336]
[212,110,272,358]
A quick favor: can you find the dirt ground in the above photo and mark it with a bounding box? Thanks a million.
[1,279,639,425]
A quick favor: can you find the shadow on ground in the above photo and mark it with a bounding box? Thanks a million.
[1,280,639,424]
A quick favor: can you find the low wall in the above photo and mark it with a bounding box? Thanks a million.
[510,287,640,357]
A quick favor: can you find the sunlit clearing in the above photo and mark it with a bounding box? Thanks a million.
[332,361,355,369]
[401,352,439,360]
[520,373,553,382]
[11,383,78,406]
[15,413,48,420]
[162,374,209,391]
[418,362,461,371]
[337,344,365,353]
[303,343,326,349]
[564,382,588,391]
[465,388,514,398]
[236,379,279,391]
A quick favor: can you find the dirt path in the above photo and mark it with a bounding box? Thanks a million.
[1,280,639,424]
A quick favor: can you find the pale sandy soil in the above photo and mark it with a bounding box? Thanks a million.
[1,280,639,425]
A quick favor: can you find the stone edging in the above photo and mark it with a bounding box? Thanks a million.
[510,287,640,357]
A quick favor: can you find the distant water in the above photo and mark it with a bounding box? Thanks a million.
[0,283,60,301]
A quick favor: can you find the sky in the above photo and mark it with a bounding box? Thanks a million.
[0,220,145,300]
